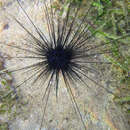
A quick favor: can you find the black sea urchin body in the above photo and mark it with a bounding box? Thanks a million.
[46,45,73,71]
[1,0,129,130]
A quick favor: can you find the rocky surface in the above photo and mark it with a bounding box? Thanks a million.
[0,0,129,130]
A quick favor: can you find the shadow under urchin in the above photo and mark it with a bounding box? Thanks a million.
[1,0,129,129]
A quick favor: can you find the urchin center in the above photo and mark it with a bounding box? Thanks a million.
[46,45,73,71]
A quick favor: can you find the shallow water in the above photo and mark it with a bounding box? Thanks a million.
[0,0,129,130]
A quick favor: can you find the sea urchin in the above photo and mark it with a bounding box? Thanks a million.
[1,0,128,129]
